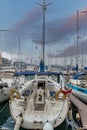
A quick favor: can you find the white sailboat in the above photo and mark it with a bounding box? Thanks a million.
[9,72,70,130]
[9,0,70,130]
[0,68,15,103]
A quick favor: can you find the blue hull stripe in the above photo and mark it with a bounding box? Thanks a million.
[67,83,87,94]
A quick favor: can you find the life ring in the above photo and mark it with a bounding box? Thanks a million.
[55,88,72,100]
[55,89,62,100]
[61,88,72,95]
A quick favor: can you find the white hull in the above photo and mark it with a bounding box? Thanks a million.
[0,69,15,103]
[73,90,87,104]
[0,88,10,103]
[10,99,68,129]
[67,81,87,104]
[0,79,14,103]
[68,76,87,104]
[9,75,69,130]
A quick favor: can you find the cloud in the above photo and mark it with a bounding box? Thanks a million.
[1,6,87,59]
[45,8,87,43]
[1,51,18,60]
[9,7,87,46]
[12,7,42,31]
[49,39,87,58]
[0,7,42,52]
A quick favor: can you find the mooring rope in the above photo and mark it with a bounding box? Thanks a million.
[0,102,8,113]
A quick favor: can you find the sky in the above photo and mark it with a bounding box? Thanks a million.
[0,0,87,66]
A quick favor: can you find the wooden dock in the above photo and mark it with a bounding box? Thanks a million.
[69,94,87,130]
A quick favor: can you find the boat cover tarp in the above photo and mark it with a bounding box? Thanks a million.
[73,72,86,79]
[14,71,61,76]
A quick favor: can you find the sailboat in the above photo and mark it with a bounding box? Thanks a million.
[9,1,70,130]
[0,68,15,103]
[67,71,87,104]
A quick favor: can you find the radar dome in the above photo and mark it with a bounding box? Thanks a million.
[43,122,53,130]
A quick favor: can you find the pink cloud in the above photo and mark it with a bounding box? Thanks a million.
[49,39,87,58]
[13,7,42,31]
[46,8,87,42]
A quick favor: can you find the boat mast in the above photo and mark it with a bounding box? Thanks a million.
[37,0,51,72]
[42,0,45,66]
[81,10,87,69]
[18,35,22,70]
[76,10,79,71]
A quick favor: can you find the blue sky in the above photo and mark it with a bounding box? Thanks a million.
[0,0,87,64]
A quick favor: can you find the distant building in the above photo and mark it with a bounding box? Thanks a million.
[13,61,27,69]
[2,58,11,67]
[0,55,11,68]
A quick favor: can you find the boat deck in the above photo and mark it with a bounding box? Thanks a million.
[69,94,87,129]
[34,103,45,111]
[34,94,45,111]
